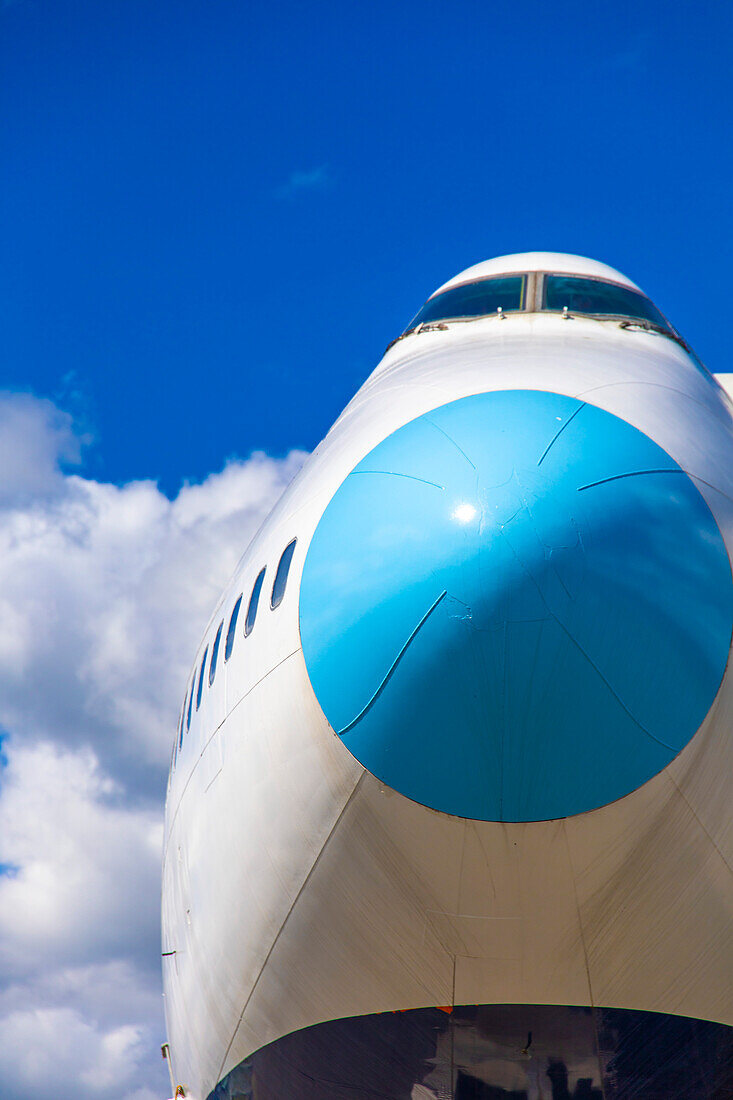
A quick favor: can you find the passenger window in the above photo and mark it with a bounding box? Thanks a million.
[196,647,208,710]
[186,679,194,732]
[209,621,224,686]
[225,595,243,661]
[244,568,266,637]
[271,539,297,609]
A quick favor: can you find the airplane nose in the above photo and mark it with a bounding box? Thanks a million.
[299,390,733,822]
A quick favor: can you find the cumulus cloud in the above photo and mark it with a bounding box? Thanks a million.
[0,1007,149,1099]
[0,391,305,1099]
[0,392,86,504]
[0,400,305,790]
[0,742,162,979]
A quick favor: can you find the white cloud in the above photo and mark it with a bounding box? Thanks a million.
[0,429,305,786]
[0,1007,153,1099]
[0,392,305,1099]
[276,163,331,198]
[0,959,165,1031]
[0,741,161,979]
[0,391,86,505]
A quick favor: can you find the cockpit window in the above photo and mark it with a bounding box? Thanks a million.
[544,275,669,328]
[405,275,525,331]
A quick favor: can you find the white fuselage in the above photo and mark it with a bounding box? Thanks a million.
[162,302,733,1100]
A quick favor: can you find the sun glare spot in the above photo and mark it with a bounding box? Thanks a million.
[453,503,477,524]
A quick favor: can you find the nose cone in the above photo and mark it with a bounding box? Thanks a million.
[300,391,733,821]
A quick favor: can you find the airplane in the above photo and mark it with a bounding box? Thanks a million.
[161,253,733,1099]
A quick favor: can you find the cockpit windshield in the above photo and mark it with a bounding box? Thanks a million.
[544,275,669,328]
[402,271,673,336]
[407,275,525,329]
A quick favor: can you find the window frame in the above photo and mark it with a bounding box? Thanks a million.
[271,539,297,610]
[388,267,684,357]
[196,647,208,711]
[404,273,527,333]
[209,621,224,687]
[224,594,243,662]
[186,678,194,732]
[244,568,266,638]
[177,700,186,752]
[539,272,672,330]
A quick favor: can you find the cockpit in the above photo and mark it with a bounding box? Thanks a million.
[404,270,672,334]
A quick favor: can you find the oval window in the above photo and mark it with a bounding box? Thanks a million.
[186,679,194,732]
[209,621,224,687]
[196,647,208,710]
[271,539,297,609]
[225,595,243,661]
[244,568,266,637]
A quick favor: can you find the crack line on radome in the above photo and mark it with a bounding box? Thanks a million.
[537,402,585,466]
[338,590,448,735]
[351,469,445,490]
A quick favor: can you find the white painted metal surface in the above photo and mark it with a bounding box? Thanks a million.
[162,255,733,1100]
[432,252,642,295]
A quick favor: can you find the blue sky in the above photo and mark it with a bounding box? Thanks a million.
[3,0,732,495]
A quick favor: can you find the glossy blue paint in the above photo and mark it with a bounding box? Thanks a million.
[299,391,733,821]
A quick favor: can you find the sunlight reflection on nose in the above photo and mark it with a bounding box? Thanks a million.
[452,503,477,524]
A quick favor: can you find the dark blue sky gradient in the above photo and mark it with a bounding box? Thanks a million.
[2,0,731,494]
